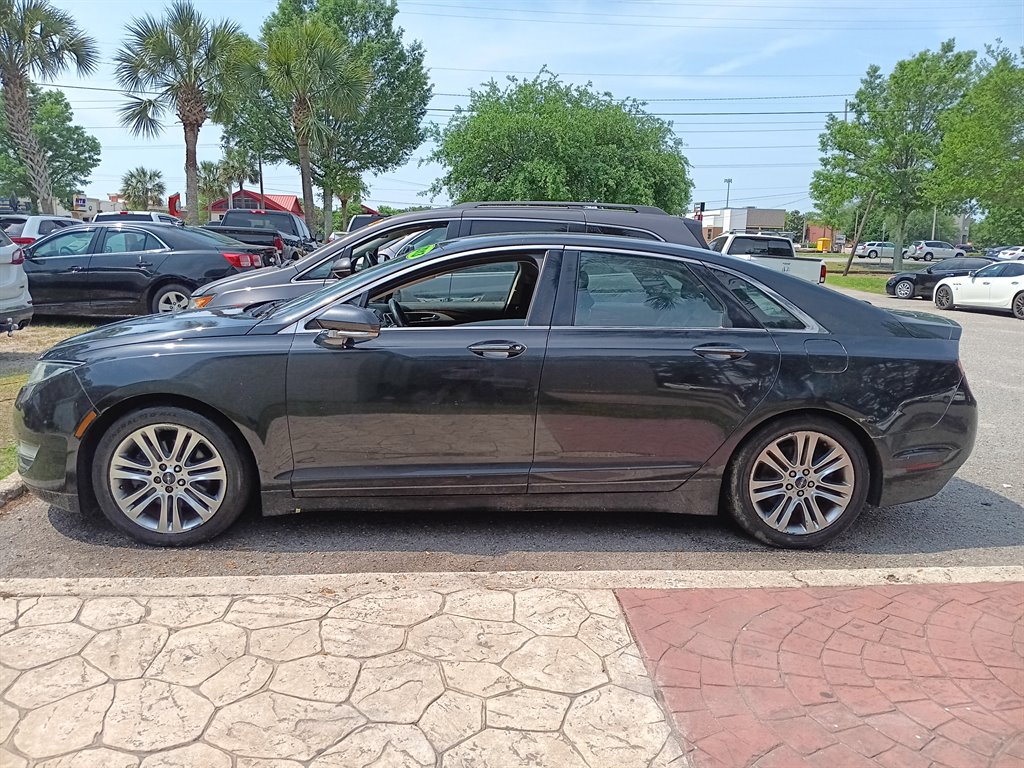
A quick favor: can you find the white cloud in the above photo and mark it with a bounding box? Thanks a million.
[702,34,817,77]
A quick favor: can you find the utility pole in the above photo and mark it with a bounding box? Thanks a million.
[931,205,937,239]
[724,178,733,208]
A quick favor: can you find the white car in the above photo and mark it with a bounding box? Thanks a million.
[0,228,32,329]
[0,214,79,245]
[934,261,1024,320]
[92,210,183,226]
[854,241,896,258]
[907,240,965,261]
[994,245,1024,260]
[708,233,826,283]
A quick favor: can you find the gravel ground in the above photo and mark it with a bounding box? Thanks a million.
[1,290,1020,577]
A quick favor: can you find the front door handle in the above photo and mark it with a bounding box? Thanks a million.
[693,344,748,361]
[137,261,153,268]
[468,340,526,359]
[68,266,84,273]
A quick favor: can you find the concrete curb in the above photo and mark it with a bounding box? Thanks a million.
[0,471,24,509]
[1,565,1020,598]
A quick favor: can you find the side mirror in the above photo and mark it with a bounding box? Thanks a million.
[968,270,976,278]
[311,304,379,349]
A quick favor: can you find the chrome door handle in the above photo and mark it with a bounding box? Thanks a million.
[694,344,748,361]
[68,266,84,273]
[468,341,526,359]
[137,261,153,268]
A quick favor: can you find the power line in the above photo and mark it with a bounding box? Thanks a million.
[427,66,861,79]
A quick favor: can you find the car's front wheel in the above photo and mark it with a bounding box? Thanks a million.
[894,280,915,299]
[868,250,878,258]
[92,407,252,545]
[934,285,955,310]
[1013,292,1024,320]
[924,252,934,262]
[723,416,870,548]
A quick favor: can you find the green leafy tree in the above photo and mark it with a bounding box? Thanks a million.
[970,209,1024,247]
[0,86,100,206]
[196,159,226,221]
[261,17,371,231]
[427,72,692,212]
[218,144,260,208]
[0,0,98,213]
[120,166,165,209]
[114,0,248,224]
[811,41,976,270]
[784,210,806,241]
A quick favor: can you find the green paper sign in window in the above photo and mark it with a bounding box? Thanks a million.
[406,243,437,259]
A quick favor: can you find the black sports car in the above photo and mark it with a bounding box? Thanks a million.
[22,222,270,316]
[885,257,995,299]
[14,233,977,549]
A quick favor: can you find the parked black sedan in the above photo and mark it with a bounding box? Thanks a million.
[14,234,977,549]
[22,222,267,316]
[885,256,995,299]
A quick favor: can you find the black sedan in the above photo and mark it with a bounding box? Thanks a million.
[14,234,977,549]
[885,257,995,299]
[22,222,269,316]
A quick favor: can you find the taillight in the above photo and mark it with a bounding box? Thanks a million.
[11,248,24,265]
[222,252,256,268]
[819,263,827,283]
[273,236,284,253]
[11,236,34,245]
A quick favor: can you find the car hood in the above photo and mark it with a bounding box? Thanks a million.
[887,308,962,340]
[42,310,260,360]
[198,263,301,297]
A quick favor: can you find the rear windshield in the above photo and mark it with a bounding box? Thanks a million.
[95,213,153,221]
[2,220,25,237]
[222,211,297,236]
[729,237,794,257]
[0,229,12,246]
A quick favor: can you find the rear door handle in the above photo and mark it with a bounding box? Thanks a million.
[468,341,527,359]
[693,344,748,361]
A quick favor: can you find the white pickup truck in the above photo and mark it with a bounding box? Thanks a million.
[708,233,826,284]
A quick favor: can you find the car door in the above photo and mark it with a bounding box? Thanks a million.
[956,263,1004,306]
[530,248,781,493]
[284,247,559,496]
[87,227,170,313]
[990,262,1024,307]
[921,259,962,294]
[21,228,97,311]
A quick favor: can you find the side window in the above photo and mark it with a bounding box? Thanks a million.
[710,268,806,331]
[38,220,57,236]
[938,260,962,271]
[966,259,991,270]
[100,230,160,253]
[584,224,659,240]
[397,262,520,304]
[467,219,569,236]
[574,251,726,328]
[32,229,94,258]
[728,237,769,255]
[1003,263,1024,277]
[708,237,726,253]
[765,239,795,257]
[300,224,451,281]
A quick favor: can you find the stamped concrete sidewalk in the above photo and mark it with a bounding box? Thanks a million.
[0,568,1021,768]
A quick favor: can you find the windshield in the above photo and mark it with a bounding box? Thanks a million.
[974,264,1003,278]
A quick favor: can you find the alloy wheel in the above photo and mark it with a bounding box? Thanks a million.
[108,423,227,533]
[747,431,855,536]
[157,290,190,313]
[895,280,914,299]
[935,286,954,309]
[1014,293,1024,320]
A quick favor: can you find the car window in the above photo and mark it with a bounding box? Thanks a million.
[224,211,298,236]
[467,219,570,236]
[0,229,12,246]
[301,224,448,280]
[965,259,992,270]
[32,229,94,257]
[936,260,962,271]
[584,224,659,240]
[3,221,25,237]
[975,264,1005,278]
[1002,263,1024,277]
[394,262,520,305]
[573,251,726,328]
[96,213,155,222]
[38,220,58,235]
[710,268,806,330]
[100,230,162,253]
[708,237,726,253]
[764,239,795,257]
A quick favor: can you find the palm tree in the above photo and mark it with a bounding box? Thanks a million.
[120,167,166,210]
[262,18,370,231]
[218,144,259,209]
[114,0,246,225]
[0,0,98,214]
[197,160,226,221]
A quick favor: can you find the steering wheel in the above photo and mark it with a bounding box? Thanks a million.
[388,297,409,327]
[59,246,74,256]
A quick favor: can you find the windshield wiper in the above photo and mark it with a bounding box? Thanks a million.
[249,299,286,318]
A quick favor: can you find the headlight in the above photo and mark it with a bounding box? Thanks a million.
[190,295,214,309]
[26,360,82,387]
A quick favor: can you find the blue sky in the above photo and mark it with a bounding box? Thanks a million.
[49,0,1023,214]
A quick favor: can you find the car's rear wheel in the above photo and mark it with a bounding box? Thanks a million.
[723,416,870,548]
[92,407,251,545]
[1013,292,1024,320]
[868,250,878,258]
[894,280,915,299]
[924,252,934,262]
[151,283,191,314]
[934,285,955,310]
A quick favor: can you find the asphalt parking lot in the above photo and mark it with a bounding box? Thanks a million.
[1,288,1021,578]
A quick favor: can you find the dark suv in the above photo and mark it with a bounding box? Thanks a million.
[191,201,707,311]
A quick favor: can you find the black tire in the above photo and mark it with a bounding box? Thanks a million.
[924,251,934,262]
[92,406,252,546]
[868,250,878,258]
[893,279,915,299]
[1013,292,1024,320]
[934,285,955,310]
[722,415,870,549]
[150,283,192,314]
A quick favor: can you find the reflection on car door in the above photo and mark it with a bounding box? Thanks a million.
[990,263,1024,307]
[285,250,560,496]
[88,228,169,313]
[22,228,97,311]
[957,265,1001,306]
[531,249,781,492]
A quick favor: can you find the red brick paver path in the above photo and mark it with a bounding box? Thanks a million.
[618,583,1024,768]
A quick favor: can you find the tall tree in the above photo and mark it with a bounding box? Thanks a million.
[120,166,165,210]
[261,17,370,230]
[0,86,101,206]
[811,41,976,271]
[196,159,226,221]
[114,0,247,225]
[428,71,693,213]
[218,144,260,208]
[0,0,98,213]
